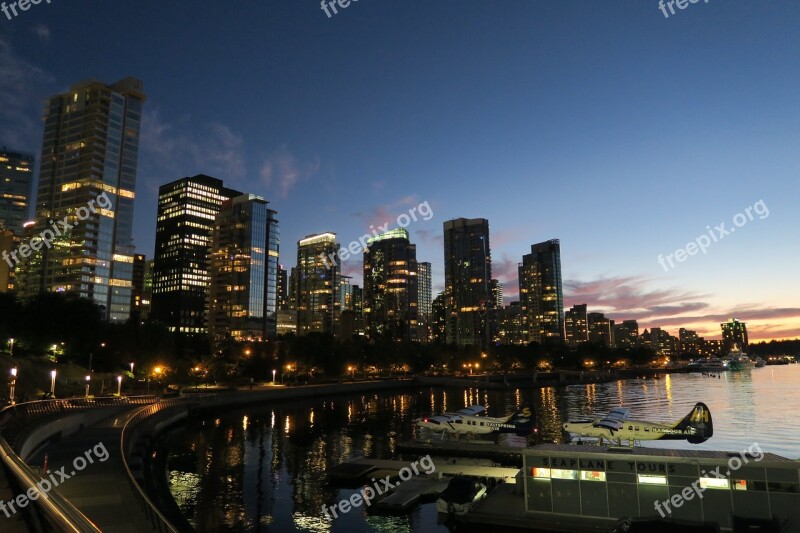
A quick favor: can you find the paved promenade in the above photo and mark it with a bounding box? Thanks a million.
[27,407,157,532]
[0,463,31,531]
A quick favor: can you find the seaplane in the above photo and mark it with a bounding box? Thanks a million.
[414,404,536,440]
[563,402,713,446]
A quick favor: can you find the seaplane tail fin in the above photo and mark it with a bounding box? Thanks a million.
[673,402,713,444]
[507,403,536,436]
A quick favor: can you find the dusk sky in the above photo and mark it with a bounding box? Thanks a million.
[1,1,798,341]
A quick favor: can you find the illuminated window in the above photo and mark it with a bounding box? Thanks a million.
[733,480,748,491]
[699,477,730,490]
[580,471,606,482]
[551,469,579,480]
[531,468,551,478]
[637,474,667,485]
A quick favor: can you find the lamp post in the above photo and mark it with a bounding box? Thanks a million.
[116,375,122,396]
[8,338,14,358]
[9,367,17,405]
[85,375,91,399]
[272,369,276,384]
[50,370,56,396]
[130,362,134,375]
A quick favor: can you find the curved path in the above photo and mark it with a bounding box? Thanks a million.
[26,407,159,532]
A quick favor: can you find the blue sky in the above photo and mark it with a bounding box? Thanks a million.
[1,1,799,339]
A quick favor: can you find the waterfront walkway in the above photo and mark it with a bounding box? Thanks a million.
[27,407,157,532]
[0,464,30,531]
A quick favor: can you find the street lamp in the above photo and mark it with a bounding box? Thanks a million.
[50,370,56,396]
[116,375,122,396]
[348,365,355,380]
[130,362,134,375]
[85,375,91,399]
[272,369,276,384]
[9,367,17,405]
[8,338,14,357]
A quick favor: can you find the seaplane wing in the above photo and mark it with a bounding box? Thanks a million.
[606,407,630,420]
[454,405,485,417]
[593,418,624,431]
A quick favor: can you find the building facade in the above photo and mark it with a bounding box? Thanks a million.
[22,78,145,322]
[519,239,564,344]
[443,218,493,347]
[151,175,241,334]
[363,228,419,341]
[0,148,34,233]
[208,194,279,342]
[565,304,589,347]
[613,320,640,348]
[721,318,748,352]
[295,233,339,335]
[587,312,613,347]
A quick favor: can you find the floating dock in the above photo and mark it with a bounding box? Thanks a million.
[397,439,526,466]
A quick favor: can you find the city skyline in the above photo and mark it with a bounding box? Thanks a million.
[1,2,799,340]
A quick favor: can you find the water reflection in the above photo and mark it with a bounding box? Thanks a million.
[165,366,800,532]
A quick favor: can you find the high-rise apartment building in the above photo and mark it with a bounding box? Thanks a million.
[495,301,527,345]
[587,312,613,347]
[23,78,145,322]
[363,228,419,341]
[0,148,34,233]
[519,239,564,344]
[208,194,280,341]
[721,318,748,352]
[417,261,432,320]
[277,265,288,309]
[443,218,493,347]
[0,229,19,292]
[564,304,588,347]
[295,233,339,335]
[151,175,241,334]
[613,320,640,348]
[130,254,147,322]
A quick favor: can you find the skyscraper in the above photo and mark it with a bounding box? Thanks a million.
[0,148,34,233]
[564,304,588,347]
[277,265,288,310]
[443,218,492,347]
[721,318,748,352]
[363,228,419,341]
[587,312,612,346]
[490,279,503,309]
[519,239,564,344]
[296,233,339,335]
[151,175,241,334]
[130,253,147,323]
[208,194,280,341]
[613,320,640,348]
[417,261,432,320]
[24,78,145,322]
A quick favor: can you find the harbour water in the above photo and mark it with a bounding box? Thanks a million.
[162,365,800,532]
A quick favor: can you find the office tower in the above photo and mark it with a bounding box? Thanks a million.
[130,254,146,322]
[208,194,280,341]
[151,175,241,334]
[277,265,288,310]
[295,233,339,335]
[519,239,564,344]
[564,304,588,347]
[495,301,527,345]
[0,148,34,233]
[23,78,145,321]
[430,291,448,344]
[490,279,503,309]
[339,275,354,310]
[587,312,612,347]
[363,228,419,341]
[417,262,432,319]
[721,318,748,352]
[679,328,703,355]
[613,320,640,348]
[647,327,678,356]
[443,218,492,347]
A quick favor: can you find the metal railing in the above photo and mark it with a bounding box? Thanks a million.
[120,399,190,533]
[0,396,159,532]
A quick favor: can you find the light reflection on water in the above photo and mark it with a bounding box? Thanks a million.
[164,366,800,532]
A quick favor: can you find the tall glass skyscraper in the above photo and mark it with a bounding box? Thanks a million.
[0,148,34,233]
[519,239,564,343]
[22,78,145,322]
[208,194,280,341]
[295,233,339,335]
[363,228,419,341]
[443,218,493,347]
[417,261,432,320]
[151,175,241,334]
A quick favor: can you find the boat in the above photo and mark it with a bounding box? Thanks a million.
[436,475,487,515]
[687,358,728,371]
[752,356,767,368]
[722,346,755,371]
